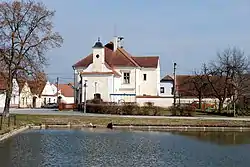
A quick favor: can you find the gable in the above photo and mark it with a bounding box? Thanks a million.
[41,82,57,96]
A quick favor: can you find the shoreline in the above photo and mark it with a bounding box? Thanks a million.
[2,113,250,142]
[1,123,250,142]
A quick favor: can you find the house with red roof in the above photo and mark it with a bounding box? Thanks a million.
[160,74,234,107]
[58,84,74,104]
[0,78,20,109]
[72,36,160,103]
[18,79,57,108]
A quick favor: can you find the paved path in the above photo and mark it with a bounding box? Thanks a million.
[1,108,250,121]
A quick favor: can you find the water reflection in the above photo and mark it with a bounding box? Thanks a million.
[171,131,250,145]
[0,129,250,167]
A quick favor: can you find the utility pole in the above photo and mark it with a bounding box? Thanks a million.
[173,62,177,107]
[56,77,59,104]
[83,80,87,114]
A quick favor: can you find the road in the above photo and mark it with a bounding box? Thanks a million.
[0,108,250,121]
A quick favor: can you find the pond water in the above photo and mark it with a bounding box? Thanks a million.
[1,129,250,167]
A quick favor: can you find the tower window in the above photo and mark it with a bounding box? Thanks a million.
[143,74,147,81]
[96,54,99,58]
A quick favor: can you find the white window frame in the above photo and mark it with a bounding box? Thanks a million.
[123,72,130,84]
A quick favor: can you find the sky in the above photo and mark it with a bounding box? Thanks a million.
[32,0,250,83]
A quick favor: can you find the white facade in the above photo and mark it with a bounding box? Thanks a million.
[19,82,33,108]
[160,81,173,97]
[73,37,160,103]
[40,81,58,106]
[0,79,20,108]
[0,92,5,108]
[58,95,74,104]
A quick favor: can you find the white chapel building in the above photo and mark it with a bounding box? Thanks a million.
[72,36,160,103]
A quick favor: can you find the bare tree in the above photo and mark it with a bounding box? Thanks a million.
[202,47,250,114]
[0,0,63,116]
[188,71,209,109]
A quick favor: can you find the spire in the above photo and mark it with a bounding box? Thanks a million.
[92,37,103,48]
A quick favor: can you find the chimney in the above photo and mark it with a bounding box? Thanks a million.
[113,36,124,51]
[113,36,118,51]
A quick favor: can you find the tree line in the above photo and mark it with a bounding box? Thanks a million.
[181,47,250,115]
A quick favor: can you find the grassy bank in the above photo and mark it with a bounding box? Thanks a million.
[0,121,17,135]
[10,114,250,127]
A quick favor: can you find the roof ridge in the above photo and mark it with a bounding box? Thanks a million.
[132,56,159,58]
[117,48,140,67]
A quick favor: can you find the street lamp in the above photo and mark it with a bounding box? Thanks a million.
[83,80,87,114]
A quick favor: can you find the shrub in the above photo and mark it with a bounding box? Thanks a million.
[144,102,154,107]
[121,104,140,115]
[169,105,195,116]
[169,106,180,116]
[181,105,196,116]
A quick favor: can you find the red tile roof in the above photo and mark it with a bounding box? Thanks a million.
[161,75,173,82]
[175,75,233,98]
[58,84,74,97]
[73,42,159,68]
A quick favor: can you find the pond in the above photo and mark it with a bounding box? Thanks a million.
[1,129,250,167]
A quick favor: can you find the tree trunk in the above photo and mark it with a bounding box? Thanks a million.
[198,93,202,110]
[3,79,13,117]
[218,100,223,113]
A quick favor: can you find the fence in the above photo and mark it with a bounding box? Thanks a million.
[110,94,136,103]
[136,96,173,108]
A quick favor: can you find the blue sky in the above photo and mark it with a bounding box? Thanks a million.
[35,0,250,83]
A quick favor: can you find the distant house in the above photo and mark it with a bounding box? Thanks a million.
[0,78,19,108]
[72,36,160,103]
[39,81,57,106]
[18,81,33,108]
[160,74,233,105]
[160,75,174,97]
[27,80,47,108]
[58,84,74,104]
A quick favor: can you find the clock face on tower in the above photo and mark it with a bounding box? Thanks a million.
[96,54,99,58]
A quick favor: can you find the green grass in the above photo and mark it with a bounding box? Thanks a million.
[0,116,17,135]
[12,114,250,127]
[1,114,250,136]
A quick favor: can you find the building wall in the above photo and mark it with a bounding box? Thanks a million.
[136,96,230,108]
[59,95,74,104]
[0,93,5,108]
[41,96,57,105]
[74,62,159,103]
[34,97,42,108]
[160,81,173,96]
[0,79,20,108]
[81,74,113,102]
[92,48,105,71]
[10,79,19,107]
[115,67,136,94]
[136,97,173,108]
[137,67,159,96]
[40,81,58,106]
[19,83,33,108]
